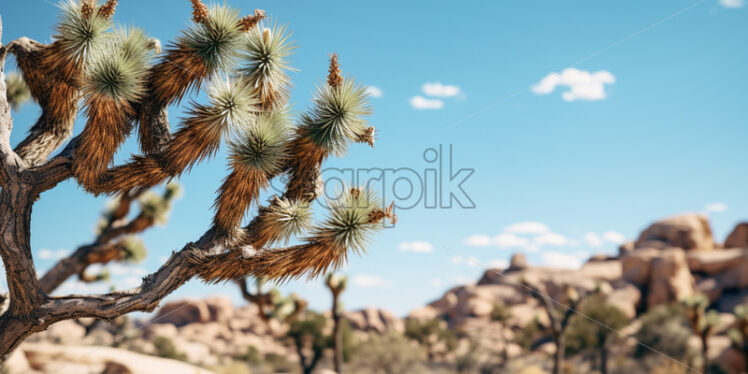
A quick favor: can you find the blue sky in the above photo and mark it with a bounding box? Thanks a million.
[0,0,746,316]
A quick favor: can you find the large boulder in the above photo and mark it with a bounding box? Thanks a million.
[153,299,211,327]
[621,248,660,286]
[647,248,695,307]
[605,283,641,319]
[635,213,715,250]
[725,223,748,249]
[346,307,404,333]
[687,249,748,275]
[508,253,528,271]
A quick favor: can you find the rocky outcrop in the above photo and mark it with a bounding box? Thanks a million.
[152,299,211,327]
[646,248,695,307]
[508,253,528,271]
[725,223,748,249]
[635,213,715,250]
[687,249,748,275]
[346,307,404,333]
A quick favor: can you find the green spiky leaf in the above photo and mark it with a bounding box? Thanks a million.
[5,73,31,111]
[265,197,313,242]
[85,27,153,101]
[204,78,258,134]
[120,236,147,263]
[312,187,383,252]
[239,23,296,107]
[302,79,372,156]
[55,0,112,61]
[229,109,291,174]
[183,5,243,73]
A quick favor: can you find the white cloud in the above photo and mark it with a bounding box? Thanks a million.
[534,232,568,246]
[720,0,744,8]
[584,232,603,247]
[488,258,509,269]
[541,251,582,269]
[422,82,461,98]
[705,202,728,213]
[504,221,550,235]
[410,95,444,110]
[493,233,530,248]
[399,241,434,253]
[352,274,392,288]
[532,68,615,102]
[453,275,474,285]
[451,255,479,267]
[366,86,383,98]
[463,234,492,247]
[602,231,626,244]
[430,278,442,287]
[37,249,70,260]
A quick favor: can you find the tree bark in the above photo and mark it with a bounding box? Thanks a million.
[553,332,564,374]
[702,333,710,374]
[331,292,343,373]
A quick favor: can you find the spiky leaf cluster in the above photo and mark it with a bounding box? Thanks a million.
[138,185,179,226]
[302,79,372,156]
[120,236,147,263]
[313,188,383,252]
[229,109,291,174]
[240,24,295,108]
[55,0,112,61]
[84,27,154,101]
[326,273,347,293]
[183,5,244,73]
[263,198,313,242]
[204,78,258,134]
[5,73,31,111]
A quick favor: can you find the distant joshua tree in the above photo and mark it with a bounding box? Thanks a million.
[682,294,720,374]
[729,303,748,371]
[42,182,181,293]
[326,273,348,373]
[523,281,596,374]
[288,311,330,374]
[0,0,394,359]
[236,276,308,324]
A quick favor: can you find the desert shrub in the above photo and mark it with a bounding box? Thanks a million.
[564,294,630,355]
[634,303,692,361]
[213,362,252,374]
[350,332,426,374]
[152,336,186,361]
[235,345,261,365]
[515,317,547,350]
[404,318,457,352]
[265,352,295,373]
[490,303,512,323]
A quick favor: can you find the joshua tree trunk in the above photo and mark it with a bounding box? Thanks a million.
[701,333,711,374]
[599,334,608,374]
[326,273,347,373]
[553,332,564,374]
[332,295,343,373]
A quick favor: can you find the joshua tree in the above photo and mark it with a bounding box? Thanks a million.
[729,303,748,371]
[288,311,330,374]
[565,293,630,374]
[682,294,720,374]
[0,0,394,359]
[523,281,595,374]
[326,273,347,373]
[236,276,308,324]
